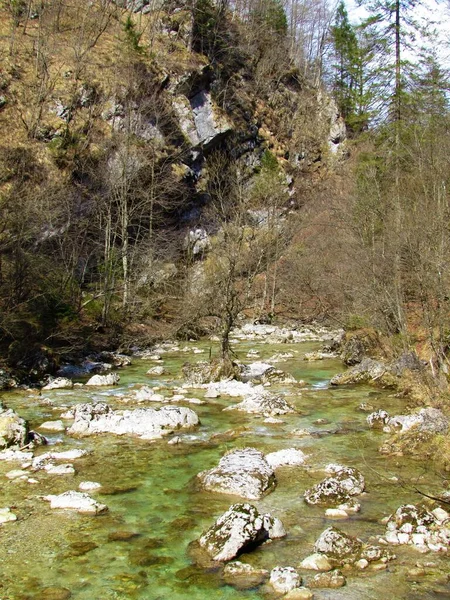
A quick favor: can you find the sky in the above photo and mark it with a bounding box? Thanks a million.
[345,0,450,65]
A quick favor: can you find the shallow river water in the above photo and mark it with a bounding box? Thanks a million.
[0,338,448,600]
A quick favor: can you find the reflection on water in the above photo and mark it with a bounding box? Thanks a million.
[0,340,448,599]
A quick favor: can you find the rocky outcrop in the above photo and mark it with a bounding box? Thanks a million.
[224,390,295,416]
[198,503,286,562]
[0,408,28,450]
[304,466,365,507]
[67,402,199,439]
[197,448,276,499]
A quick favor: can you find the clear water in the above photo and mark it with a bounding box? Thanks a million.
[0,340,448,600]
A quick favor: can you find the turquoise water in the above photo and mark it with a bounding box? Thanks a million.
[0,340,448,599]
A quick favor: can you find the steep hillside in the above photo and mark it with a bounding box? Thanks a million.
[0,0,345,377]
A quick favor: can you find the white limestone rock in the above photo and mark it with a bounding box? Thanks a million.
[266,448,307,469]
[67,402,199,439]
[299,553,332,571]
[0,507,17,523]
[270,566,301,594]
[314,527,362,559]
[198,448,275,499]
[38,420,65,432]
[86,373,120,386]
[225,390,294,417]
[199,503,285,562]
[44,490,108,514]
[79,481,102,491]
[304,466,365,506]
[42,378,74,391]
[44,463,75,475]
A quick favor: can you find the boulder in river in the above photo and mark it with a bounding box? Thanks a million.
[42,377,74,391]
[67,402,199,439]
[197,447,276,499]
[199,503,286,562]
[330,358,396,387]
[86,373,120,386]
[182,359,240,384]
[266,448,308,469]
[240,362,296,384]
[269,566,301,594]
[224,390,295,416]
[304,466,365,506]
[44,491,108,514]
[0,408,28,449]
[314,527,362,561]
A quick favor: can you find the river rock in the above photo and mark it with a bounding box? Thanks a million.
[330,358,396,387]
[309,569,346,588]
[367,409,390,429]
[0,507,17,523]
[182,360,239,384]
[85,373,120,386]
[44,491,108,514]
[270,566,301,594]
[304,466,365,506]
[67,402,199,439]
[42,377,74,391]
[314,527,362,560]
[222,561,269,589]
[240,362,295,384]
[197,448,276,499]
[0,408,28,449]
[299,553,333,571]
[146,366,165,376]
[199,503,286,561]
[266,448,308,469]
[386,408,449,434]
[38,420,65,432]
[79,481,102,491]
[44,463,75,475]
[224,390,295,416]
[385,504,449,551]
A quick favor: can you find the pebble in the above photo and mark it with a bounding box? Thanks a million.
[5,470,28,480]
[325,508,349,519]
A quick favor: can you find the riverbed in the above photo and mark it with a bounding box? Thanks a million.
[0,336,448,600]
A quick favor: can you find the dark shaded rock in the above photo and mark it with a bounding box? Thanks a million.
[107,531,141,542]
[35,588,71,600]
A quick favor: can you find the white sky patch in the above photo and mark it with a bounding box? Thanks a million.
[345,0,450,65]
